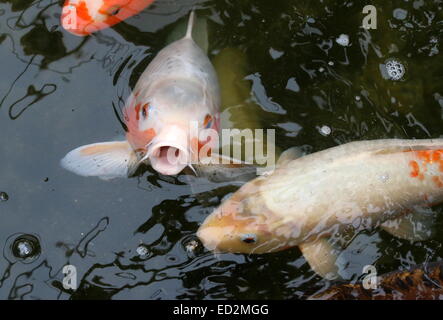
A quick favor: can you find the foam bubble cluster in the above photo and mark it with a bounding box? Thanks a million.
[385,60,405,80]
[336,34,350,46]
[319,125,331,136]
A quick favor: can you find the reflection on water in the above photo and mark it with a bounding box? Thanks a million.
[0,0,442,299]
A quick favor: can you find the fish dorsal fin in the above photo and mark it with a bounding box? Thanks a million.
[167,14,208,53]
[61,141,138,180]
[381,207,436,241]
[184,10,196,40]
[276,147,304,167]
[299,238,344,280]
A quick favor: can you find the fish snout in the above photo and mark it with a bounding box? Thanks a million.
[147,125,190,175]
[197,223,236,252]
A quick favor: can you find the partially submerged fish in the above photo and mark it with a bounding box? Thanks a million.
[61,11,222,178]
[198,139,443,280]
[309,261,443,300]
[61,0,155,36]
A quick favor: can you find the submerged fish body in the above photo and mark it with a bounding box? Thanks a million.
[198,139,443,279]
[61,11,221,178]
[309,261,443,300]
[61,0,155,36]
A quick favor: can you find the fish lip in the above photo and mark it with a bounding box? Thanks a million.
[196,226,220,251]
[147,142,190,175]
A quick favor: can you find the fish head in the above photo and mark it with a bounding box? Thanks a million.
[197,178,294,254]
[61,0,154,36]
[125,79,220,175]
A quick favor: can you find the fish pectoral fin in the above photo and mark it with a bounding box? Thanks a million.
[381,207,436,241]
[192,163,258,183]
[299,238,343,281]
[61,141,138,180]
[276,147,304,167]
[192,153,258,183]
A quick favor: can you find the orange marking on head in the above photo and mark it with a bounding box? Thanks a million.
[142,128,156,143]
[203,114,212,127]
[134,103,141,121]
[409,160,420,178]
[75,1,93,22]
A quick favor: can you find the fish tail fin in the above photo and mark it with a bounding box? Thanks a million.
[184,10,196,39]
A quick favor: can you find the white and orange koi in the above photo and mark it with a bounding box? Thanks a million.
[61,11,222,178]
[61,0,155,36]
[198,139,443,279]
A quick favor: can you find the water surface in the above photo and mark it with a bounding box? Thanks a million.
[0,0,443,299]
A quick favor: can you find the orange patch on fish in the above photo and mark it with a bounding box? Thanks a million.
[216,205,257,231]
[417,150,431,163]
[409,150,443,187]
[409,160,420,178]
[142,128,156,141]
[80,143,121,156]
[134,103,141,120]
[103,15,121,27]
[75,1,93,22]
[432,150,442,162]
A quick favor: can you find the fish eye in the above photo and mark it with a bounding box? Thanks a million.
[203,114,212,129]
[108,6,121,16]
[141,103,149,119]
[240,234,257,244]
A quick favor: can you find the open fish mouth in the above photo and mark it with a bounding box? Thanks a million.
[147,143,190,175]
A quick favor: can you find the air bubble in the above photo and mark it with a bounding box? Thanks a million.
[136,244,149,257]
[5,234,41,263]
[385,59,405,81]
[319,125,331,136]
[379,173,390,183]
[393,8,408,20]
[336,34,350,47]
[185,240,199,253]
[0,191,8,202]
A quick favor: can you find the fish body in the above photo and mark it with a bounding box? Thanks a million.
[61,0,155,36]
[61,11,221,177]
[198,139,443,279]
[309,261,443,300]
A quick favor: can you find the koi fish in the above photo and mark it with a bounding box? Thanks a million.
[197,139,443,280]
[309,261,443,300]
[61,11,222,178]
[61,0,155,36]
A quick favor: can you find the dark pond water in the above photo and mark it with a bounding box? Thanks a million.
[0,0,443,299]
